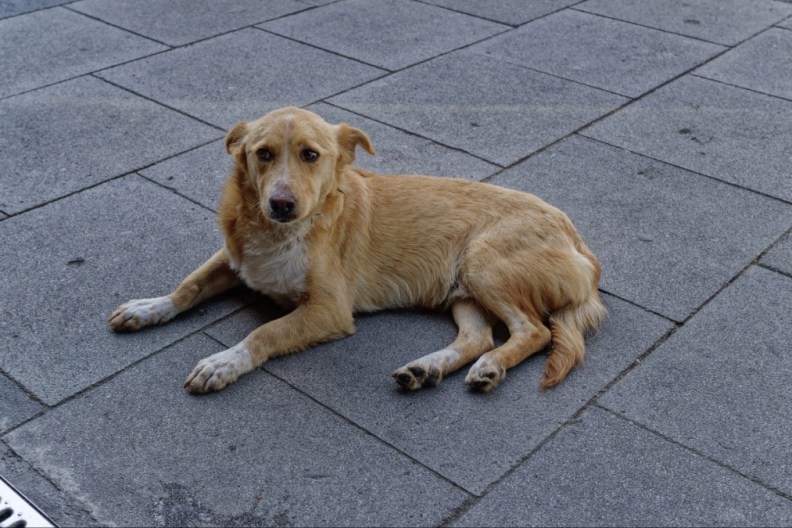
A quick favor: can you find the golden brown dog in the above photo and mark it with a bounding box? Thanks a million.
[109,107,605,394]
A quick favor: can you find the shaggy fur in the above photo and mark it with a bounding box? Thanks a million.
[109,107,606,394]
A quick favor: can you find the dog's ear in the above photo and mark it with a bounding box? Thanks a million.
[225,121,249,169]
[336,123,376,167]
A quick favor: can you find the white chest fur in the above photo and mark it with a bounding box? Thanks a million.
[230,226,309,306]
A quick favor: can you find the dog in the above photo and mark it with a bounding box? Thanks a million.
[109,107,605,394]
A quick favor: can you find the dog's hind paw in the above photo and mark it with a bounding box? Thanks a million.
[464,358,505,392]
[184,343,253,394]
[392,361,443,391]
[108,296,178,332]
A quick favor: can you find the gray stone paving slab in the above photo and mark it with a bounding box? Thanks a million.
[781,17,792,29]
[98,28,384,129]
[576,0,792,46]
[601,266,792,496]
[71,0,309,47]
[139,140,230,212]
[260,0,507,71]
[0,442,97,527]
[309,103,499,179]
[0,176,247,405]
[762,232,792,276]
[331,51,626,166]
[0,76,220,214]
[0,0,70,19]
[489,135,792,322]
[4,334,469,527]
[696,28,792,101]
[457,407,792,527]
[582,75,792,203]
[422,0,580,26]
[0,7,166,99]
[0,374,42,433]
[471,10,724,97]
[205,294,671,495]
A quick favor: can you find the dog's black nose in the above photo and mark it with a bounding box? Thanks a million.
[268,194,296,221]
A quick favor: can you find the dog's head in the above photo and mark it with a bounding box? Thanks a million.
[225,107,375,224]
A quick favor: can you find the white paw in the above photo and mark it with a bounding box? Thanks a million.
[184,343,253,394]
[465,357,505,392]
[392,348,458,390]
[108,296,178,331]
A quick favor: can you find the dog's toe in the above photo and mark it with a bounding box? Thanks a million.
[465,360,505,393]
[108,297,177,332]
[392,362,442,391]
[184,344,252,395]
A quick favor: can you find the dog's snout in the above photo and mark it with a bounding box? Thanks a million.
[268,193,296,221]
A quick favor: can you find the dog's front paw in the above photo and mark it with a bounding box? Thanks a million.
[184,343,253,394]
[392,362,442,391]
[109,296,177,332]
[465,357,505,392]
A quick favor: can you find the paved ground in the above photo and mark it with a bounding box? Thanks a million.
[2,0,792,526]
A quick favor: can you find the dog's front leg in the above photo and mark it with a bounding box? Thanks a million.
[109,249,239,332]
[184,303,354,394]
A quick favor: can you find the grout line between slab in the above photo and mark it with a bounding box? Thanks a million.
[579,134,792,207]
[595,405,792,503]
[0,1,80,22]
[90,74,226,131]
[474,44,737,183]
[4,135,223,218]
[410,0,519,27]
[313,23,515,103]
[200,331,476,500]
[71,0,339,52]
[690,72,792,105]
[0,302,252,435]
[0,369,46,407]
[597,289,680,324]
[137,174,219,215]
[62,5,173,47]
[253,26,392,72]
[0,438,101,525]
[569,6,735,47]
[320,101,503,168]
[7,172,130,217]
[441,405,605,526]
[415,0,590,29]
[757,262,792,280]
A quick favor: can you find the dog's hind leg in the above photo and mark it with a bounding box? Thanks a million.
[464,303,551,393]
[109,249,240,331]
[392,299,495,390]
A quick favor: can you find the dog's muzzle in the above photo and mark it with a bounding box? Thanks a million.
[268,192,297,222]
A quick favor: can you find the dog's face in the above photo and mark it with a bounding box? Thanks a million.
[225,107,374,224]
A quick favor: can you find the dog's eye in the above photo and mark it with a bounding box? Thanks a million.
[256,148,272,162]
[300,149,319,162]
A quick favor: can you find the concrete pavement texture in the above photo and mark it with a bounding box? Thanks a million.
[1,1,791,526]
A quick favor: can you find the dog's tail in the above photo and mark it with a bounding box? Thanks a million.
[541,293,607,388]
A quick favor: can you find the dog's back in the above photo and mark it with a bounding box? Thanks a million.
[336,169,605,388]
